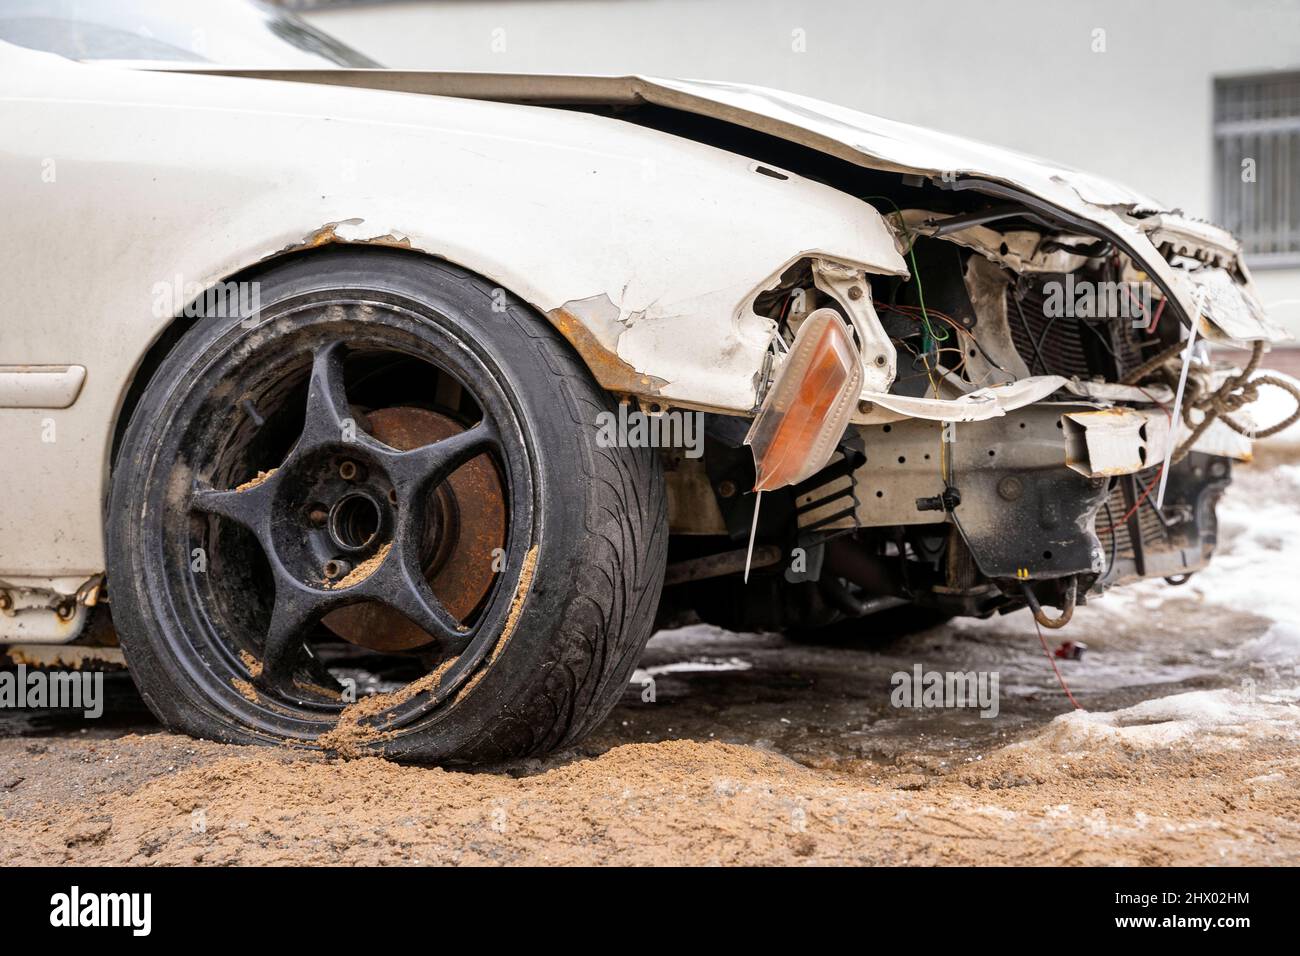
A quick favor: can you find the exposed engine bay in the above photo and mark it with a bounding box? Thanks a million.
[645,132,1300,636]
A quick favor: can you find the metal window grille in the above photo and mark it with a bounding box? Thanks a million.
[1214,73,1300,269]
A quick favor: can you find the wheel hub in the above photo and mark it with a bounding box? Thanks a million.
[321,406,506,650]
[327,491,383,552]
[266,443,397,589]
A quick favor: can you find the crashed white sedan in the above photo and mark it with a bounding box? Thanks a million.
[0,0,1293,762]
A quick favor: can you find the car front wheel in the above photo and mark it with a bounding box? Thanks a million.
[107,248,666,763]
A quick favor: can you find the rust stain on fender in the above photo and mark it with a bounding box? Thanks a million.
[281,227,669,400]
[546,306,669,396]
[285,220,414,255]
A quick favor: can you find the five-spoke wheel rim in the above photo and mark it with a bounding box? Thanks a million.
[151,297,536,741]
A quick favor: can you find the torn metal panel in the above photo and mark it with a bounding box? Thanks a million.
[547,297,670,397]
[854,375,1069,424]
[853,372,1175,427]
[1176,267,1291,343]
[1062,380,1173,405]
[961,256,1028,386]
[811,258,896,392]
[291,217,413,251]
[1139,213,1241,270]
[1062,408,1171,478]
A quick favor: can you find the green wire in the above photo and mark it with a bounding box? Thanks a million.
[863,195,949,350]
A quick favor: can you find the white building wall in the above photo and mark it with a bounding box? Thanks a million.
[306,0,1300,336]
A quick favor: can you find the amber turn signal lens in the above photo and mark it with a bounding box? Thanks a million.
[744,308,864,492]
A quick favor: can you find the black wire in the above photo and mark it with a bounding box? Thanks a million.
[1013,294,1050,376]
[1101,498,1118,574]
[1077,318,1119,359]
[1033,313,1063,371]
[879,303,1008,379]
[1140,487,1174,540]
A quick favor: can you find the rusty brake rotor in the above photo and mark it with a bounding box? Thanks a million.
[322,405,506,651]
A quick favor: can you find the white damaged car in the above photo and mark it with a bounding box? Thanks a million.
[0,0,1293,761]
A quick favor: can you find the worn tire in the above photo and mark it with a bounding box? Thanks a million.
[107,248,667,763]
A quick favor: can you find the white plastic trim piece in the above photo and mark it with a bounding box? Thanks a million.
[0,365,86,408]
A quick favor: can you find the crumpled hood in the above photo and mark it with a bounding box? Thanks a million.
[147,65,1287,343]
[157,66,1162,213]
[637,77,1166,213]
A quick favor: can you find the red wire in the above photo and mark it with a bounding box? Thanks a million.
[777,290,794,324]
[1065,371,1176,705]
[1094,463,1164,535]
[1135,384,1169,412]
[1032,615,1083,710]
[1148,297,1167,336]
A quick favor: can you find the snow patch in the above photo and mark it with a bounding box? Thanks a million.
[1236,622,1300,666]
[637,657,754,678]
[1181,462,1300,630]
[1033,687,1300,752]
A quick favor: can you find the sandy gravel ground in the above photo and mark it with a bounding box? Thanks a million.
[2,444,1299,866]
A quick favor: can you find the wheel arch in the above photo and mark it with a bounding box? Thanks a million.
[108,242,597,473]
